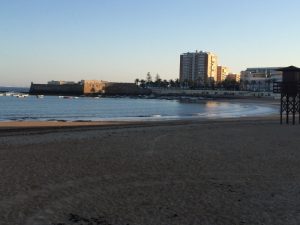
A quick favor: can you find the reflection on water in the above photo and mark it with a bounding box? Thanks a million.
[206,101,220,108]
[0,96,277,121]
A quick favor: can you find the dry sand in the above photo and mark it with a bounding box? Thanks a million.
[0,117,300,225]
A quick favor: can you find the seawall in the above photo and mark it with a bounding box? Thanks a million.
[29,83,83,95]
[151,88,280,99]
[29,82,152,96]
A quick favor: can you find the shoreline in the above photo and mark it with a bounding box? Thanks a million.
[0,115,279,132]
[0,97,280,129]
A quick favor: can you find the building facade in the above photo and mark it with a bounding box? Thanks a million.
[82,80,107,94]
[179,51,218,85]
[226,73,240,82]
[217,66,229,82]
[240,67,282,91]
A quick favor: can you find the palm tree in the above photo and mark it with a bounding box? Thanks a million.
[265,79,271,91]
[146,72,152,87]
[140,79,146,88]
[155,73,160,81]
[210,79,216,90]
[250,80,257,91]
[161,79,168,88]
[195,77,202,89]
[169,79,175,88]
[154,74,162,88]
[239,79,244,90]
[258,81,261,91]
[183,79,189,89]
[244,80,249,91]
[174,79,180,88]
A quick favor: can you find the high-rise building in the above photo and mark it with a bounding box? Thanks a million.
[217,66,229,82]
[206,52,218,81]
[179,51,218,84]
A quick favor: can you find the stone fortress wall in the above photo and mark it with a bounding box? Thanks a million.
[82,80,108,94]
[103,82,150,95]
[29,80,150,96]
[29,82,83,95]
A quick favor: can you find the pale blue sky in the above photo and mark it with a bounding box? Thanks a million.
[0,0,299,86]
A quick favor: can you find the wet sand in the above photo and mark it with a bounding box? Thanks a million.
[1,117,300,225]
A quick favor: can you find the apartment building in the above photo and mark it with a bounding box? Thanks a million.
[226,73,240,82]
[179,51,218,84]
[217,66,229,82]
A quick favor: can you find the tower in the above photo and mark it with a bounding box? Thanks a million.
[273,66,300,124]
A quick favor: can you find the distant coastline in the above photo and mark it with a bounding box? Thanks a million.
[0,86,29,93]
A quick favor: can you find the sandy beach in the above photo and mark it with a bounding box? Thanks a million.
[1,117,300,225]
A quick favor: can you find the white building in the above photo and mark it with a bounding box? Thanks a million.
[240,67,282,91]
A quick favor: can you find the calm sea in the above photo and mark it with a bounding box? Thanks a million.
[0,95,277,122]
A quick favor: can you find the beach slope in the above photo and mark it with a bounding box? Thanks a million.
[0,118,300,225]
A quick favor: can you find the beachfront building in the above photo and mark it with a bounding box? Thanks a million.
[217,66,229,82]
[226,73,240,82]
[179,51,218,86]
[240,67,283,91]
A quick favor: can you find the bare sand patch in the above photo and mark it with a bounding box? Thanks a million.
[0,117,299,225]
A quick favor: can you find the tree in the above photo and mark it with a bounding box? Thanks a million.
[174,79,180,88]
[154,74,162,87]
[210,79,216,90]
[183,79,189,89]
[221,78,238,90]
[239,79,244,90]
[188,80,195,89]
[250,80,256,91]
[162,79,169,88]
[134,78,140,86]
[169,79,175,88]
[243,80,249,91]
[146,72,152,87]
[265,79,271,91]
[155,74,160,82]
[250,80,257,91]
[194,77,202,89]
[216,80,222,89]
[140,79,146,88]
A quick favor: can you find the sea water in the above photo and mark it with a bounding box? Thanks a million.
[0,95,277,122]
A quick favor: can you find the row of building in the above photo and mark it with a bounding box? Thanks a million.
[179,50,283,90]
[31,51,285,95]
[179,50,240,84]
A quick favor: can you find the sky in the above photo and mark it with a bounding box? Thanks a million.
[0,0,300,86]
